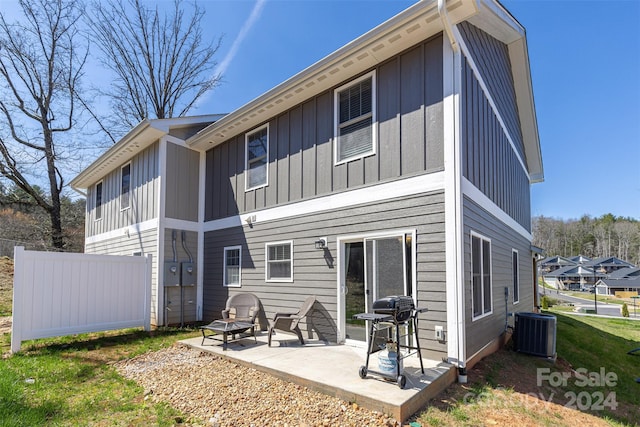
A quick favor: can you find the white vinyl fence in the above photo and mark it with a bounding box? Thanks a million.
[11,247,152,353]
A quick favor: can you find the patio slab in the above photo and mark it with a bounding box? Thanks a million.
[180,331,456,422]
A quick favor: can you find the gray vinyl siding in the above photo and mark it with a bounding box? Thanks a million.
[86,143,160,236]
[203,191,447,360]
[461,55,531,232]
[165,142,200,221]
[458,22,525,161]
[205,35,444,221]
[463,196,534,359]
[162,229,198,325]
[85,228,159,325]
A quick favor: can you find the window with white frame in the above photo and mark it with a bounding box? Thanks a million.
[334,71,376,164]
[95,181,103,220]
[266,241,293,282]
[512,249,519,303]
[121,163,131,210]
[471,233,492,318]
[224,246,242,287]
[245,124,268,190]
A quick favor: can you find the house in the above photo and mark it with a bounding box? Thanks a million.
[70,0,543,373]
[607,267,640,280]
[595,278,640,296]
[584,256,636,275]
[542,265,606,290]
[569,254,591,264]
[538,256,577,274]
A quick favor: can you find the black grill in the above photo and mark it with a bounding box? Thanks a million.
[372,295,415,322]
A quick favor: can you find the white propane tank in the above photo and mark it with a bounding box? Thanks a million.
[378,343,403,376]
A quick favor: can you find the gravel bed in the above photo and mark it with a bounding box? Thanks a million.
[114,343,400,426]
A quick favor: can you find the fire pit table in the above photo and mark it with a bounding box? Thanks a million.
[200,319,256,350]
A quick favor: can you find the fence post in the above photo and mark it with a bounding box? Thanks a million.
[143,254,152,332]
[10,246,24,353]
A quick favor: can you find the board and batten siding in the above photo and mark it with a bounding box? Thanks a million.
[85,228,160,325]
[203,191,447,359]
[458,22,525,161]
[205,35,444,221]
[462,196,534,359]
[460,54,531,231]
[86,143,160,237]
[165,142,200,222]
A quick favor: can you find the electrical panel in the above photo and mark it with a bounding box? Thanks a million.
[181,262,195,287]
[164,262,180,286]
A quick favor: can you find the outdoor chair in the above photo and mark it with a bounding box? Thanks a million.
[268,295,316,346]
[221,292,261,332]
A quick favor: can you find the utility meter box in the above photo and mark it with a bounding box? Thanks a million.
[181,262,195,287]
[164,262,180,286]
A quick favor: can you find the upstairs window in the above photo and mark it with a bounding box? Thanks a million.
[471,232,492,319]
[121,163,131,210]
[95,181,103,220]
[334,71,376,164]
[245,124,269,190]
[266,241,293,282]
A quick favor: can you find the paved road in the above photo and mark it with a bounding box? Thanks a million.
[539,286,638,318]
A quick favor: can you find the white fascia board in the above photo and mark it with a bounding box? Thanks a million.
[85,218,159,245]
[203,172,445,233]
[462,177,533,241]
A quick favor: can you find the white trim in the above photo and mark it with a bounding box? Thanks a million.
[512,248,520,304]
[164,134,190,148]
[223,245,242,288]
[462,177,532,240]
[245,123,269,191]
[453,25,529,181]
[156,138,168,326]
[204,172,445,233]
[85,218,159,245]
[164,218,200,232]
[120,162,131,211]
[265,240,294,283]
[470,231,493,321]
[443,35,466,368]
[333,70,377,165]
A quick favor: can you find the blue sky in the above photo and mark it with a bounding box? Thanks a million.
[1,0,638,220]
[192,0,640,221]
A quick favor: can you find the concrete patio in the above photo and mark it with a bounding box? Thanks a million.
[181,330,456,422]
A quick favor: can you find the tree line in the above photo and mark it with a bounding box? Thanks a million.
[0,0,221,250]
[532,214,640,265]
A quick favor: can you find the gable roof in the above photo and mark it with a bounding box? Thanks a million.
[597,279,640,289]
[607,267,640,280]
[544,265,602,278]
[540,256,576,267]
[70,115,225,191]
[186,0,542,181]
[569,255,591,264]
[584,257,636,269]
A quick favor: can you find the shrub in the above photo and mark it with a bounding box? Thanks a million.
[541,295,550,309]
[621,302,630,318]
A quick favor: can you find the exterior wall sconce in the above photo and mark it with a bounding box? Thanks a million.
[314,237,327,250]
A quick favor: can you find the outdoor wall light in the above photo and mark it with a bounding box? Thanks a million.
[314,237,327,250]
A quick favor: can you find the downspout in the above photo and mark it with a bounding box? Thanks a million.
[439,0,466,382]
[438,0,459,53]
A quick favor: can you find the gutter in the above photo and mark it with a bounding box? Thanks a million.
[438,0,459,53]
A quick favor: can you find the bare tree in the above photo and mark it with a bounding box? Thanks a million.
[0,0,87,250]
[88,0,222,134]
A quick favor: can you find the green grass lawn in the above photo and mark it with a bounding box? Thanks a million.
[0,327,201,426]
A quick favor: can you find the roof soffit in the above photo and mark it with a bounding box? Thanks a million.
[188,0,480,150]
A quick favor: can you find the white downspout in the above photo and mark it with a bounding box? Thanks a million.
[440,0,467,382]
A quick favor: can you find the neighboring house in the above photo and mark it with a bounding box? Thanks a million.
[538,256,577,274]
[71,0,543,372]
[584,256,636,274]
[542,265,606,290]
[607,267,640,280]
[595,279,640,296]
[569,254,591,264]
